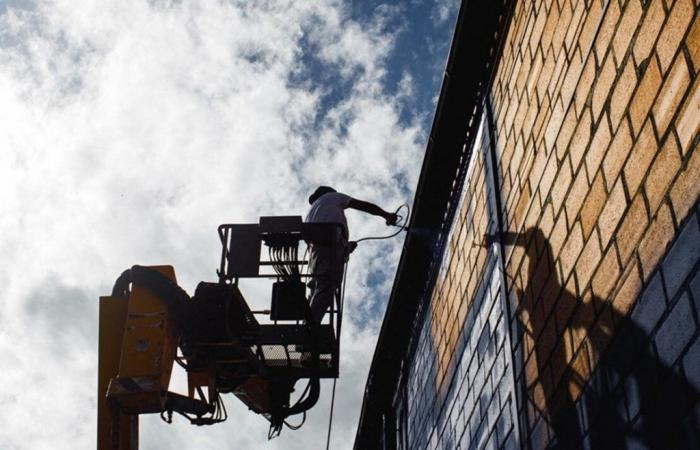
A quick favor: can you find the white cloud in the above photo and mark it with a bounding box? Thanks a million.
[0,0,448,448]
[431,0,461,25]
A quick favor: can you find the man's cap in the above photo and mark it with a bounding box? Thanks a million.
[308,186,336,204]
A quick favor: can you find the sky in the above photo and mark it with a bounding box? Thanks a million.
[0,0,459,448]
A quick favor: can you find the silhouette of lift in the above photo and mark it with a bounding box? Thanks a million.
[97,216,345,449]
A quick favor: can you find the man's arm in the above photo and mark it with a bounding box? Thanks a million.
[347,199,397,225]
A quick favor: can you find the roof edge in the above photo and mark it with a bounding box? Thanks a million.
[354,0,515,446]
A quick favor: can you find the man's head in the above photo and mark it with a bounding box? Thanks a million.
[308,186,336,204]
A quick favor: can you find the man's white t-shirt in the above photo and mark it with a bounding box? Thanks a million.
[305,192,353,239]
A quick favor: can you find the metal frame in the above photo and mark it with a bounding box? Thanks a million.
[213,219,345,379]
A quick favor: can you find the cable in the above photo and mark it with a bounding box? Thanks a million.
[324,254,350,448]
[325,379,338,450]
[322,206,408,445]
[284,411,306,430]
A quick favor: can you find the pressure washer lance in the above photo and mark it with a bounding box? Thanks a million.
[352,203,410,247]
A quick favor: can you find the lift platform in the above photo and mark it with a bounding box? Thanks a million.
[97,216,345,449]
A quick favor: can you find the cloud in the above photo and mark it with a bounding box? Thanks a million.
[431,0,461,25]
[0,0,453,448]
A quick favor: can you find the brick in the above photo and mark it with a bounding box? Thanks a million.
[592,55,617,120]
[544,96,565,152]
[533,95,553,143]
[616,192,649,264]
[513,184,532,229]
[653,53,691,137]
[674,76,700,155]
[609,56,638,130]
[661,213,700,299]
[552,0,572,52]
[692,271,700,314]
[655,0,694,72]
[687,15,700,73]
[504,96,520,134]
[501,135,516,175]
[576,228,603,290]
[603,120,633,189]
[516,49,533,99]
[645,134,682,213]
[683,337,700,391]
[592,244,622,300]
[539,151,558,201]
[551,157,572,211]
[564,0,586,52]
[581,171,607,239]
[529,146,548,189]
[555,105,578,159]
[549,209,568,259]
[623,119,658,196]
[547,49,568,99]
[565,164,590,226]
[633,0,665,64]
[594,0,621,61]
[612,260,643,317]
[588,300,615,368]
[514,98,531,141]
[655,293,695,366]
[569,346,591,399]
[523,96,540,136]
[599,176,628,247]
[629,56,663,136]
[624,375,642,422]
[586,113,612,181]
[525,190,543,231]
[529,4,548,55]
[540,1,560,53]
[575,54,597,116]
[578,0,605,54]
[540,202,555,238]
[638,202,676,278]
[631,271,667,333]
[537,48,556,101]
[559,221,584,279]
[569,301,589,356]
[562,47,585,108]
[569,108,593,171]
[670,143,700,220]
[612,0,643,64]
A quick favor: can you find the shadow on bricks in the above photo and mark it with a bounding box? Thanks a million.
[497,227,700,450]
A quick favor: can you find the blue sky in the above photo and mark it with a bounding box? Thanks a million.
[293,0,458,133]
[0,1,459,448]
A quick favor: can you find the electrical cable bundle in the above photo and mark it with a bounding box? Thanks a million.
[267,233,301,281]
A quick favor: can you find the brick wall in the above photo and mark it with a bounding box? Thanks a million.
[489,0,699,447]
[401,117,521,449]
[395,0,699,448]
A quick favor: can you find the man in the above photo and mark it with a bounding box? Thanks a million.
[305,186,397,324]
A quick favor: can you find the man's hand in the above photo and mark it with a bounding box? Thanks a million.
[385,213,398,226]
[348,199,399,226]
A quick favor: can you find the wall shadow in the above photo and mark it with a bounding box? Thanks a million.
[499,227,700,450]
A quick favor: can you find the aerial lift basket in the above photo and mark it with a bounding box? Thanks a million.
[97,216,345,449]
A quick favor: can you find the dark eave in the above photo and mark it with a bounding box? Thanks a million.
[354,0,514,447]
